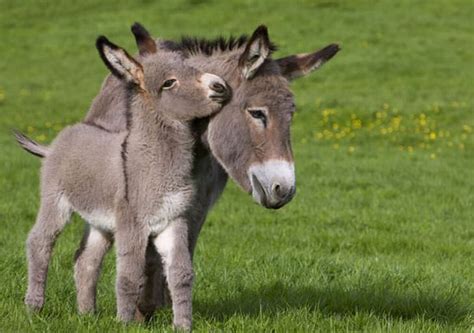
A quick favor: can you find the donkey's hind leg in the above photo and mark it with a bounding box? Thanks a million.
[74,225,112,314]
[25,195,71,311]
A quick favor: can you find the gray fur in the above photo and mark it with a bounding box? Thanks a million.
[81,25,339,325]
[21,25,229,331]
[18,24,340,331]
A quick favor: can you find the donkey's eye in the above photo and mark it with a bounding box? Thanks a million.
[249,54,260,62]
[248,109,267,127]
[162,79,177,90]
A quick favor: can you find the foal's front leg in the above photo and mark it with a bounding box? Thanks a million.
[115,206,149,322]
[154,219,194,330]
[143,215,204,316]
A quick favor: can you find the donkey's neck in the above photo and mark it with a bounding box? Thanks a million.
[123,97,195,202]
[128,96,194,149]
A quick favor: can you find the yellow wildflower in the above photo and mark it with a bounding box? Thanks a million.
[352,119,362,129]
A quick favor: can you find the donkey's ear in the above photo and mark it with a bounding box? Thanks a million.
[276,43,340,81]
[96,36,145,89]
[239,25,275,80]
[131,22,157,56]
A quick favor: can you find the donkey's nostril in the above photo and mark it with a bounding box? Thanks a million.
[272,183,281,197]
[271,183,295,202]
[211,82,226,94]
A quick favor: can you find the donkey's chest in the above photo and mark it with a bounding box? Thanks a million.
[145,190,193,235]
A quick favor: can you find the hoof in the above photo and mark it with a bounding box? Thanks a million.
[173,319,192,332]
[78,306,96,316]
[25,295,44,312]
[134,306,146,322]
[136,303,157,322]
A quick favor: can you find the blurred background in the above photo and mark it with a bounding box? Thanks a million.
[0,1,472,331]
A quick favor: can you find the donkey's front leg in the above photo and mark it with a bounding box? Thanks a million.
[115,209,149,322]
[74,225,113,314]
[154,220,194,330]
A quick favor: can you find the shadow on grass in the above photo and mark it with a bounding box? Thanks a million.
[194,281,471,324]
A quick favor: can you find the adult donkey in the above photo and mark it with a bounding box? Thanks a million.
[81,24,340,324]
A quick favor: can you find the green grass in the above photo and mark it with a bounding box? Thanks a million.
[1,0,473,331]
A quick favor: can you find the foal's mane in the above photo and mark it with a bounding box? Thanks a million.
[162,34,277,57]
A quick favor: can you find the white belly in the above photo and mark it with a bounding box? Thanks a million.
[72,190,191,235]
[78,209,116,233]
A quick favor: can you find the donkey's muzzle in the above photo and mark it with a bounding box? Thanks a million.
[248,160,296,209]
[201,73,231,104]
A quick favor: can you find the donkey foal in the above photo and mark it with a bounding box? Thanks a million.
[21,24,229,330]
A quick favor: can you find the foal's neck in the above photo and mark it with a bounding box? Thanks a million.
[127,94,194,157]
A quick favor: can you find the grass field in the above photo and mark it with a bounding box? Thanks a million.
[1,0,473,331]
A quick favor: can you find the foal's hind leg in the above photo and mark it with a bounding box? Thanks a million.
[25,195,71,311]
[74,225,112,314]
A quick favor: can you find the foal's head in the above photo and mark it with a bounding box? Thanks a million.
[96,24,230,121]
[206,26,340,209]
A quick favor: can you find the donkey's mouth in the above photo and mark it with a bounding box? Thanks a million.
[251,174,269,207]
[209,93,230,104]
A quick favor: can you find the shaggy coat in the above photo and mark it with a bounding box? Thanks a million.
[18,24,230,330]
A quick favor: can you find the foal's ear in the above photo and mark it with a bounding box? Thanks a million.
[239,25,275,80]
[131,22,157,56]
[276,43,340,81]
[96,36,145,90]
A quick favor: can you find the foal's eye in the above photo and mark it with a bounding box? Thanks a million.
[248,109,268,127]
[162,79,177,90]
[249,54,260,62]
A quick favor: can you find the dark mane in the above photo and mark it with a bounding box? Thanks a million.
[162,35,277,57]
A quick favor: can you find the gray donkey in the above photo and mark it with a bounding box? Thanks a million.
[16,24,230,330]
[18,24,340,329]
[81,24,341,320]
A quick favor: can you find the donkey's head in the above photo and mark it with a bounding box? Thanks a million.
[96,24,230,121]
[207,26,339,209]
